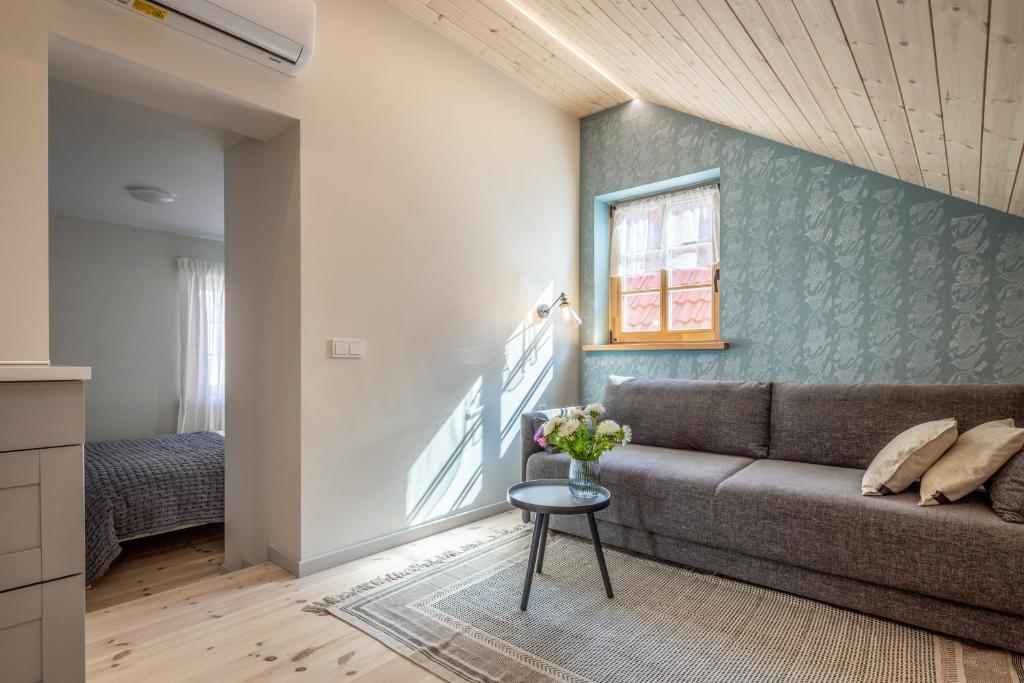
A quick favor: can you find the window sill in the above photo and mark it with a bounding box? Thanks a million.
[582,341,729,352]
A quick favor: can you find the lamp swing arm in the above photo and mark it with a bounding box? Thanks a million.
[537,292,570,318]
[536,292,583,326]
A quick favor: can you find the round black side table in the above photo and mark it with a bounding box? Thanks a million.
[506,479,614,611]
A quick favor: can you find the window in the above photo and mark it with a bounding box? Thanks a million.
[177,258,225,433]
[609,183,720,344]
[203,288,226,391]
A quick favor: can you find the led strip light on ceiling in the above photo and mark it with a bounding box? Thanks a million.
[502,0,640,101]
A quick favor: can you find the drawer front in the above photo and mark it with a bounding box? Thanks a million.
[0,477,40,555]
[0,621,42,683]
[0,446,84,591]
[0,549,42,592]
[0,382,84,453]
[0,449,40,487]
[0,575,84,683]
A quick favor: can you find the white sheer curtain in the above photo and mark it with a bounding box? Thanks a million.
[610,184,720,279]
[177,258,225,433]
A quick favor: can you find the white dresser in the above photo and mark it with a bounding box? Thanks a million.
[0,367,90,683]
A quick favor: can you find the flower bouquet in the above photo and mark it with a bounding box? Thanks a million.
[535,403,631,499]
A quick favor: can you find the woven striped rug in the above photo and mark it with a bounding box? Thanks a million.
[311,526,1023,683]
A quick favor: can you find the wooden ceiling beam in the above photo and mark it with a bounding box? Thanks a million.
[831,0,925,186]
[756,0,875,171]
[875,0,951,194]
[537,0,730,122]
[425,0,609,113]
[788,0,899,178]
[640,0,796,144]
[612,0,766,134]
[389,0,592,116]
[587,0,744,127]
[476,0,632,105]
[695,0,832,157]
[514,0,669,104]
[931,0,988,203]
[652,0,803,148]
[982,0,1024,213]
[724,0,855,164]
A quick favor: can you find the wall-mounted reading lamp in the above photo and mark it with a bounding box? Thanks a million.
[537,292,583,326]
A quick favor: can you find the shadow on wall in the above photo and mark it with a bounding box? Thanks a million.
[405,285,555,526]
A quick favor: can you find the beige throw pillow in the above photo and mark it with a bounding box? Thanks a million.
[920,419,1024,506]
[862,419,957,496]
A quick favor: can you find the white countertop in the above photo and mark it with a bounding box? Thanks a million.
[0,365,92,382]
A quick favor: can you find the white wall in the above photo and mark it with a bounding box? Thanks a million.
[7,0,579,569]
[293,2,580,563]
[224,128,302,569]
[0,4,49,362]
[49,215,224,441]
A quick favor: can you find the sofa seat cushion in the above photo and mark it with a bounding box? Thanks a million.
[525,444,753,545]
[713,459,1024,615]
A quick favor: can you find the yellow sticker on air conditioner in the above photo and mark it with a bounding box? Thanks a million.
[131,0,167,20]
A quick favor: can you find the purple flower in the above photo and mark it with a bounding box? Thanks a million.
[534,427,545,444]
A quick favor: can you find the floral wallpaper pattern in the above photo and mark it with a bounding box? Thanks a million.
[581,103,1024,402]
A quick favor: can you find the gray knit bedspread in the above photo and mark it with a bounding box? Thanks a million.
[85,431,224,585]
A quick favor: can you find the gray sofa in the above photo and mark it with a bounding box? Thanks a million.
[521,378,1024,652]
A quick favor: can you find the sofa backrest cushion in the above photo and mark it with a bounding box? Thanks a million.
[601,378,772,458]
[770,382,1024,469]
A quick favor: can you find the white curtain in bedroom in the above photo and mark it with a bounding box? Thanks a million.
[177,257,225,433]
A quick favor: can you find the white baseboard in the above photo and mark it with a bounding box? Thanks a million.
[267,501,512,578]
[266,544,300,576]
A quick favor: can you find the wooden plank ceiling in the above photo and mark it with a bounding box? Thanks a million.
[388,0,1024,217]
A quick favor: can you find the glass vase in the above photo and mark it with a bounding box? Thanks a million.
[568,458,601,499]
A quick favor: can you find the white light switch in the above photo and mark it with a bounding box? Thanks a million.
[330,338,365,359]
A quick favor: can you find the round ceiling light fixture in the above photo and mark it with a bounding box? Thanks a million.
[126,185,177,205]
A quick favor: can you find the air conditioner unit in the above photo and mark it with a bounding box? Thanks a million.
[102,0,316,76]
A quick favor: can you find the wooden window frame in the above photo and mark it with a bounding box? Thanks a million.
[609,196,721,345]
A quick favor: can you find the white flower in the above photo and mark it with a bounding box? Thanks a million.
[585,403,606,417]
[596,419,620,436]
[621,425,632,445]
[541,416,564,436]
[560,418,581,436]
[569,408,586,421]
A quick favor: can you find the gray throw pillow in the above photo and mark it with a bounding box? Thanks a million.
[989,450,1024,523]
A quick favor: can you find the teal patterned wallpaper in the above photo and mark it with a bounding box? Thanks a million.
[581,102,1024,402]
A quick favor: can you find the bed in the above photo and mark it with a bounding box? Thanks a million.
[84,431,224,585]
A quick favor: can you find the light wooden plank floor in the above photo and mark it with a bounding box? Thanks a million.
[86,524,225,613]
[86,511,523,681]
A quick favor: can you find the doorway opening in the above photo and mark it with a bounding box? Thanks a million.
[47,36,300,610]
